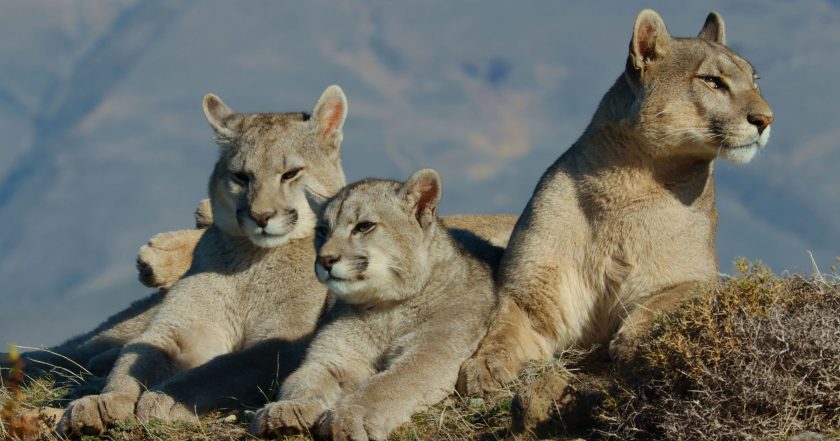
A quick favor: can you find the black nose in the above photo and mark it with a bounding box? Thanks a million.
[319,255,340,271]
[747,113,773,135]
[250,211,275,228]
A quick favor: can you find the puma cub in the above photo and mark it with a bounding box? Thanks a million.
[251,170,498,441]
[459,10,774,395]
[60,85,350,435]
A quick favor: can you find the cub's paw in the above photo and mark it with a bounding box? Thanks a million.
[608,331,642,365]
[250,400,323,438]
[317,405,385,441]
[58,393,136,436]
[136,229,202,290]
[511,370,572,433]
[136,391,198,423]
[457,350,520,396]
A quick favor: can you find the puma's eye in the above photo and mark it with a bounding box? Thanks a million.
[231,172,250,185]
[282,168,303,182]
[700,76,727,90]
[353,221,376,234]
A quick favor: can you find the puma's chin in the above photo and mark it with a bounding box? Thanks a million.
[247,232,291,248]
[718,126,770,164]
[719,142,759,164]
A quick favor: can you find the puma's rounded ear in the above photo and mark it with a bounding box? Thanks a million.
[630,9,671,71]
[697,11,726,45]
[311,85,348,148]
[202,93,238,142]
[304,189,329,217]
[400,168,442,229]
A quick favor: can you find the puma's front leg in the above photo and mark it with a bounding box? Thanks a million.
[61,309,231,434]
[59,343,173,435]
[251,342,373,438]
[458,297,552,396]
[321,332,478,441]
[609,281,701,363]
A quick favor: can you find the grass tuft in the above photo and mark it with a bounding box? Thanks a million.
[596,260,840,440]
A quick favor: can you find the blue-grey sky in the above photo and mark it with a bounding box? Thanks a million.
[1,0,838,346]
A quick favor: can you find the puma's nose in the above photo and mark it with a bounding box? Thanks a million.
[250,211,275,228]
[747,113,773,135]
[319,255,340,271]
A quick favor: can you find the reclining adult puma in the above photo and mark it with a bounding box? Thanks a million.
[251,170,499,441]
[459,10,774,395]
[57,86,515,435]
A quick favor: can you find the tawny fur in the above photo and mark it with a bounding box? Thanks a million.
[251,170,499,441]
[458,10,774,396]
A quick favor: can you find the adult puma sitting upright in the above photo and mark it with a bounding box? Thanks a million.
[60,85,352,435]
[459,10,773,395]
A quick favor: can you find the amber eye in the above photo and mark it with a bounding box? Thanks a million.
[231,172,250,185]
[282,168,303,182]
[700,76,727,90]
[353,221,376,234]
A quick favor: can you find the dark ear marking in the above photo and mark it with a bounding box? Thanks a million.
[400,168,442,229]
[304,189,329,217]
[630,9,671,72]
[311,85,348,148]
[697,11,726,45]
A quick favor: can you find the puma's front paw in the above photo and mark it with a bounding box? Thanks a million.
[136,229,203,290]
[58,393,136,436]
[136,391,198,423]
[457,348,522,396]
[250,400,324,438]
[317,405,386,441]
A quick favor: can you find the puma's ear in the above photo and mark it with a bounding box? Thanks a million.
[311,85,348,148]
[304,189,329,217]
[697,11,726,45]
[202,94,239,143]
[629,9,671,72]
[400,168,442,229]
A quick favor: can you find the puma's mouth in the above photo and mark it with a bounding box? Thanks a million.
[718,141,759,164]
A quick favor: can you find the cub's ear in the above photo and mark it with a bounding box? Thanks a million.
[203,94,239,143]
[304,189,329,218]
[697,11,725,45]
[400,168,442,229]
[629,9,671,72]
[311,85,348,148]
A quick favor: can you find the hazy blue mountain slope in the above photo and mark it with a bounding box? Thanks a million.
[1,0,837,346]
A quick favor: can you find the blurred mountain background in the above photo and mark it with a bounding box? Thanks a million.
[1,0,837,346]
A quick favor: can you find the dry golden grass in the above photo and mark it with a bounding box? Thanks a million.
[596,260,840,440]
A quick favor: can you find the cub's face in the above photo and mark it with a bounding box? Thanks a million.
[312,170,442,306]
[628,11,773,164]
[204,86,348,248]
